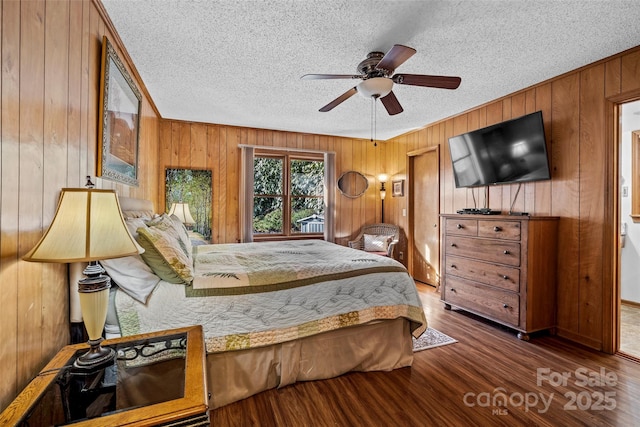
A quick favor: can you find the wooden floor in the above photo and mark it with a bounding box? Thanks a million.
[210,283,640,426]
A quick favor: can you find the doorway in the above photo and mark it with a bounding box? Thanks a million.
[408,146,440,288]
[618,100,640,359]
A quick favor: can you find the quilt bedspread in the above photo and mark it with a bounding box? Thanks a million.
[115,240,427,353]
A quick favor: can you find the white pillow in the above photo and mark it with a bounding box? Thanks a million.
[125,217,148,238]
[364,234,393,252]
[101,256,161,304]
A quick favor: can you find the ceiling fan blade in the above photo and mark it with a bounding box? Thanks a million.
[375,44,416,74]
[319,87,358,112]
[301,74,362,80]
[393,74,461,89]
[380,91,403,116]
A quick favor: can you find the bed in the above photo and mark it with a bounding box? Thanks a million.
[71,197,427,409]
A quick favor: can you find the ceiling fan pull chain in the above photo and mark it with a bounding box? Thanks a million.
[371,96,376,147]
[374,95,380,147]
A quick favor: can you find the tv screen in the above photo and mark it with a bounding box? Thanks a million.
[448,111,550,188]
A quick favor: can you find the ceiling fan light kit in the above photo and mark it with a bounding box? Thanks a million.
[357,77,393,99]
[302,44,461,115]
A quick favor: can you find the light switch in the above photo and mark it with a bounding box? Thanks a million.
[622,186,629,197]
[402,208,407,217]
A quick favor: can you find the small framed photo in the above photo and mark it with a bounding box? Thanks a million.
[392,179,404,197]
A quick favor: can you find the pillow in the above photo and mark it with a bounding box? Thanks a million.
[145,214,193,257]
[124,217,148,254]
[101,256,160,304]
[125,217,148,238]
[364,234,394,252]
[136,215,194,284]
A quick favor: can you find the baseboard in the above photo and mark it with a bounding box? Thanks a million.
[555,327,602,351]
[621,299,640,308]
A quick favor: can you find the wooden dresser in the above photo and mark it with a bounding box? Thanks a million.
[440,214,559,340]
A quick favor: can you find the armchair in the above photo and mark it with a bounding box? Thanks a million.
[348,223,400,259]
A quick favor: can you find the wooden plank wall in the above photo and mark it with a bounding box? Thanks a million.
[385,46,640,350]
[157,121,386,246]
[0,0,159,410]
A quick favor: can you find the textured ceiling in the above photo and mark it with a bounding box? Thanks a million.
[102,0,640,141]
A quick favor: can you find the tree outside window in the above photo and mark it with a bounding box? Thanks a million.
[253,153,324,237]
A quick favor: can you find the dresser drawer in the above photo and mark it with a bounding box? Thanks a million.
[444,218,477,236]
[478,220,521,241]
[444,276,520,327]
[445,255,520,292]
[446,236,521,267]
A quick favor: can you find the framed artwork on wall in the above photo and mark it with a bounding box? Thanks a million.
[166,168,213,242]
[97,36,142,187]
[392,179,404,197]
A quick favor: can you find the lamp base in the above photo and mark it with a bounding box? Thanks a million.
[73,338,116,370]
[75,261,115,371]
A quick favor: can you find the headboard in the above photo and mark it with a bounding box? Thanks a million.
[118,196,155,219]
[69,196,155,324]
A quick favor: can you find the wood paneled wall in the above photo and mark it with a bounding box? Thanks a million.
[157,120,387,246]
[0,0,159,410]
[384,46,640,351]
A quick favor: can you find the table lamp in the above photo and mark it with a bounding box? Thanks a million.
[168,202,196,225]
[23,188,140,369]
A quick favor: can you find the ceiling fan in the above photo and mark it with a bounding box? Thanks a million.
[301,44,461,115]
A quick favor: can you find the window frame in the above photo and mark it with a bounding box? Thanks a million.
[253,149,325,241]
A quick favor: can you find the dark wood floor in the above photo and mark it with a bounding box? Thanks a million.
[210,283,640,426]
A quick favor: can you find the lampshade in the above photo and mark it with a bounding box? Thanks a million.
[169,202,196,225]
[23,188,140,263]
[357,77,393,99]
[378,174,388,183]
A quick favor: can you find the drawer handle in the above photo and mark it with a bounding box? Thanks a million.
[451,243,457,247]
[451,264,457,269]
[456,224,464,229]
[503,303,509,309]
[502,275,509,280]
[494,226,502,232]
[450,288,456,292]
[503,250,510,255]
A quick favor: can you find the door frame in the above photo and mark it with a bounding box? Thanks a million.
[606,90,640,354]
[407,145,440,283]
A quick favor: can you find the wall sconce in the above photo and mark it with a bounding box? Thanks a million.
[379,174,388,222]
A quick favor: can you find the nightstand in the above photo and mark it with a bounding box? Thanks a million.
[0,325,209,426]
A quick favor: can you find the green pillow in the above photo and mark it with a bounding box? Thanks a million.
[146,214,193,257]
[136,214,194,284]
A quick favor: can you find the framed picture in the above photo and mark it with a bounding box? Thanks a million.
[392,179,404,197]
[166,168,213,242]
[97,36,141,186]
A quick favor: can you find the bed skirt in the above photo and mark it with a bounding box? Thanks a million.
[116,318,413,409]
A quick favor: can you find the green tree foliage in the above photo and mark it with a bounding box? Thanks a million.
[253,200,282,233]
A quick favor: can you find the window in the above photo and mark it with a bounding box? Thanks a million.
[253,152,324,238]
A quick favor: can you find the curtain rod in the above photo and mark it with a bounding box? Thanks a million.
[238,144,335,155]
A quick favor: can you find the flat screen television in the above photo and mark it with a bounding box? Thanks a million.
[448,111,550,188]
